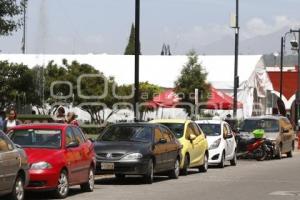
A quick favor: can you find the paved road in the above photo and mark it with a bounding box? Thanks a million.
[25,152,300,200]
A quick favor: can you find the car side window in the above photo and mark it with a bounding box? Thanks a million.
[78,128,88,141]
[0,133,14,152]
[154,127,163,143]
[166,128,175,141]
[186,123,197,140]
[223,124,229,138]
[160,127,172,143]
[66,127,76,146]
[281,118,293,130]
[192,123,201,136]
[225,124,233,136]
[167,130,176,142]
[72,127,85,144]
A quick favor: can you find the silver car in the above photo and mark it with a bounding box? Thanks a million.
[0,131,29,200]
[239,116,296,158]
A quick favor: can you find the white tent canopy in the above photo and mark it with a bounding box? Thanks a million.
[0,54,272,119]
[0,54,262,88]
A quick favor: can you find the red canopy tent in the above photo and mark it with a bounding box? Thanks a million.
[147,87,242,111]
[147,89,179,108]
[206,87,243,110]
[144,89,180,119]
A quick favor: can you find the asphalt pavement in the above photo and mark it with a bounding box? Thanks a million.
[24,151,300,200]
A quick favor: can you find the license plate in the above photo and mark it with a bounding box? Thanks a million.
[101,162,114,170]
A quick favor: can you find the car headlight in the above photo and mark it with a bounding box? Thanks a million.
[31,162,52,170]
[121,153,143,161]
[209,138,221,150]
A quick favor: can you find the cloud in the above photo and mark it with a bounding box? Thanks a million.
[182,24,232,46]
[84,35,104,45]
[243,16,300,39]
[159,16,300,54]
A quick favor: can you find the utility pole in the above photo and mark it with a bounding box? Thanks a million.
[280,37,284,100]
[134,0,140,122]
[195,88,199,119]
[233,0,239,118]
[21,0,28,54]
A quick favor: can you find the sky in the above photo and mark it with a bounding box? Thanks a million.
[1,0,300,55]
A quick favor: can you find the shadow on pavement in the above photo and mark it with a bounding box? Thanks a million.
[208,164,231,169]
[96,169,207,186]
[95,175,171,185]
[20,188,83,200]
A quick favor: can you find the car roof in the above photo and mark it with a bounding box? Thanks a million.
[150,119,191,124]
[110,122,158,127]
[195,120,223,125]
[11,123,70,130]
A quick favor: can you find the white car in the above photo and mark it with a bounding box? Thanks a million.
[196,120,237,168]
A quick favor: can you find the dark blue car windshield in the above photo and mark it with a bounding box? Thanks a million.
[99,126,153,142]
[240,119,279,133]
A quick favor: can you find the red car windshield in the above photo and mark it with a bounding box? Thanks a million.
[9,129,62,149]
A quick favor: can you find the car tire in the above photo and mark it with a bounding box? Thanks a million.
[169,159,180,179]
[230,151,237,166]
[218,152,225,168]
[180,155,189,176]
[143,160,154,184]
[275,146,282,160]
[54,170,69,199]
[287,150,293,158]
[255,148,267,161]
[199,153,208,173]
[9,175,25,200]
[80,167,95,192]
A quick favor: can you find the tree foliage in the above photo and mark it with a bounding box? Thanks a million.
[115,82,162,119]
[0,59,162,123]
[43,60,117,124]
[174,50,210,115]
[0,0,24,36]
[0,61,38,110]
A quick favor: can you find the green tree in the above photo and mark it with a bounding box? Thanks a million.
[115,82,162,120]
[0,61,37,110]
[42,61,68,106]
[0,0,24,35]
[43,60,117,124]
[124,23,141,55]
[174,50,210,116]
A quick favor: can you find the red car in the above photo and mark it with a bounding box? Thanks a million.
[8,123,96,199]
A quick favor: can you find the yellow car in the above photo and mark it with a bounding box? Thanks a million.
[150,119,208,175]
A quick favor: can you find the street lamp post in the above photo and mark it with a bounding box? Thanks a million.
[233,0,239,118]
[279,32,293,100]
[134,0,140,122]
[280,36,284,100]
[289,29,300,129]
[21,0,28,54]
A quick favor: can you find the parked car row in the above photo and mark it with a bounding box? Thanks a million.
[0,115,296,200]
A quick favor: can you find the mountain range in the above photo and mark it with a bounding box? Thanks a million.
[196,28,291,55]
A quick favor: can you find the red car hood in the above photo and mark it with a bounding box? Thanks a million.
[24,148,63,164]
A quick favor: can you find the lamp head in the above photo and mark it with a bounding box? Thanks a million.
[290,39,299,50]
